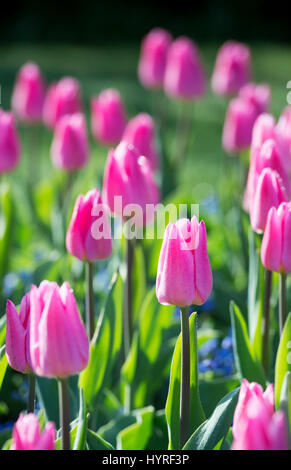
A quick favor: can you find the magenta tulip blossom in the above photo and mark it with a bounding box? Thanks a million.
[6,294,31,374]
[102,141,160,226]
[11,62,46,123]
[43,77,82,129]
[239,82,270,116]
[66,188,112,262]
[91,89,127,146]
[211,41,251,97]
[122,113,160,170]
[11,413,56,450]
[50,113,89,170]
[164,37,206,100]
[0,109,21,174]
[138,28,172,89]
[156,217,212,307]
[29,281,89,378]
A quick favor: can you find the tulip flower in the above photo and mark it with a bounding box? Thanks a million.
[11,413,56,451]
[91,89,127,146]
[250,168,288,233]
[239,82,270,116]
[211,41,251,97]
[232,380,288,450]
[164,37,206,100]
[50,113,89,171]
[66,189,112,338]
[11,62,46,123]
[0,109,21,174]
[43,77,82,129]
[138,28,172,89]
[156,216,212,448]
[277,106,291,168]
[262,202,291,333]
[122,113,160,170]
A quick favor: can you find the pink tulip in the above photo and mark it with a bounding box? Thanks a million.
[66,189,112,262]
[0,109,21,174]
[50,113,89,170]
[138,28,172,89]
[122,113,160,170]
[239,83,270,116]
[222,97,258,153]
[277,106,291,167]
[29,281,89,378]
[91,89,127,145]
[261,202,291,273]
[211,41,251,97]
[244,138,291,212]
[164,37,206,100]
[11,413,56,450]
[232,380,288,450]
[156,217,212,307]
[5,294,31,374]
[43,77,82,129]
[11,62,46,123]
[102,141,160,226]
[250,168,288,233]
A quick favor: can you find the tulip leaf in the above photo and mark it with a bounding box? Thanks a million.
[275,313,291,409]
[165,311,205,450]
[0,182,13,286]
[79,272,123,406]
[0,346,8,391]
[116,406,154,450]
[230,301,265,387]
[73,388,87,450]
[86,429,114,450]
[132,242,146,323]
[183,387,240,450]
[279,372,291,430]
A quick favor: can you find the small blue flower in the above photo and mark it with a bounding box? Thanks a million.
[199,359,214,373]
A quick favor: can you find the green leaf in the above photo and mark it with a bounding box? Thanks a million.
[0,182,13,285]
[279,372,291,431]
[132,242,146,323]
[275,313,291,408]
[116,406,154,450]
[183,387,240,450]
[0,347,8,391]
[200,376,240,418]
[86,430,114,450]
[73,388,87,450]
[230,301,265,387]
[165,311,205,450]
[79,272,123,406]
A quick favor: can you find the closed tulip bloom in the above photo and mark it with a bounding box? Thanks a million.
[164,37,206,100]
[138,28,172,89]
[66,189,112,262]
[250,168,288,233]
[91,89,127,145]
[239,83,271,116]
[122,113,160,170]
[211,41,251,97]
[156,217,212,307]
[222,97,258,153]
[0,109,21,174]
[102,141,160,226]
[29,281,89,378]
[11,413,56,450]
[261,202,291,273]
[6,294,31,373]
[251,114,277,154]
[43,77,82,129]
[50,113,89,170]
[11,62,46,123]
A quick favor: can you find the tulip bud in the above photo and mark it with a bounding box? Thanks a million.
[211,41,251,97]
[138,28,172,89]
[11,413,56,450]
[43,77,82,129]
[222,97,258,153]
[102,141,160,226]
[6,294,31,374]
[239,83,270,115]
[261,202,291,273]
[50,113,89,170]
[156,217,212,307]
[11,62,46,123]
[91,89,127,145]
[164,37,206,100]
[250,168,288,233]
[29,281,89,378]
[0,109,21,174]
[122,113,160,170]
[66,189,112,262]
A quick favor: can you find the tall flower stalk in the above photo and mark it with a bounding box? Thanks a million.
[179,306,190,448]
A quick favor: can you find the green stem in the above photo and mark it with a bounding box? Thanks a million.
[279,273,287,335]
[27,373,36,414]
[58,378,70,450]
[123,237,134,413]
[85,262,95,340]
[180,306,190,449]
[262,269,272,374]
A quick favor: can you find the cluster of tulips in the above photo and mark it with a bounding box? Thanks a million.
[1,27,291,451]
